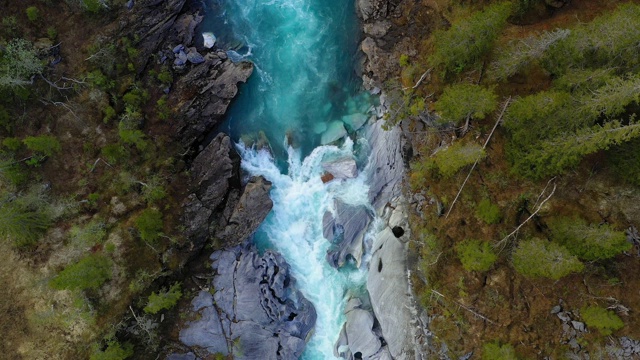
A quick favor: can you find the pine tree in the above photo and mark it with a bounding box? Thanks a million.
[549,217,631,261]
[512,121,640,179]
[434,83,497,126]
[429,2,512,75]
[512,238,584,280]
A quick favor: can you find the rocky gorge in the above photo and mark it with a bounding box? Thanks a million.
[115,0,434,358]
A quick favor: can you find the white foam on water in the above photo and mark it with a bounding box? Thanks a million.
[237,140,370,360]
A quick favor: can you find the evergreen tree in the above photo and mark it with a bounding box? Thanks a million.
[433,141,486,178]
[429,2,512,75]
[512,238,584,280]
[434,84,497,125]
[549,217,631,261]
[512,121,640,179]
[489,29,571,81]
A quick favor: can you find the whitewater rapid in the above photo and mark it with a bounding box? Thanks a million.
[202,0,378,357]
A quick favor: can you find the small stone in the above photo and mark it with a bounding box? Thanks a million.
[202,32,216,48]
[571,320,586,332]
[187,51,205,64]
[557,311,571,323]
[173,44,184,53]
[550,305,562,314]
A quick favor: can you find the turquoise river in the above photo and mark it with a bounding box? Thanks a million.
[201,0,379,358]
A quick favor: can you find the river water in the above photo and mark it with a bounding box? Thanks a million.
[201,0,376,358]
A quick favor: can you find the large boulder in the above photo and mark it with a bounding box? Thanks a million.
[366,119,404,215]
[217,176,273,246]
[192,246,318,360]
[322,157,358,179]
[325,200,373,269]
[357,0,389,21]
[367,202,423,359]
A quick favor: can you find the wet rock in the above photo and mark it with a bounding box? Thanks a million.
[322,157,358,179]
[217,176,273,246]
[321,121,348,145]
[326,200,373,268]
[342,113,369,131]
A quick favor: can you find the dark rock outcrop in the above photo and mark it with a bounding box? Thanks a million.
[174,57,253,148]
[217,176,273,246]
[182,133,238,250]
[175,246,316,359]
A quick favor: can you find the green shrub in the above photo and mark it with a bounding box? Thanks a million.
[512,238,583,280]
[69,219,107,247]
[142,177,167,203]
[0,198,51,247]
[156,69,173,84]
[156,96,170,120]
[2,137,22,151]
[429,2,512,75]
[50,254,112,290]
[46,27,58,40]
[83,0,104,13]
[549,217,630,261]
[434,84,497,125]
[26,7,39,22]
[399,54,410,67]
[433,141,486,178]
[90,341,134,360]
[101,143,129,164]
[482,341,518,360]
[581,306,624,336]
[456,239,497,272]
[103,105,116,123]
[135,208,163,242]
[88,70,115,90]
[143,282,182,314]
[476,198,502,224]
[118,129,148,151]
[23,135,61,157]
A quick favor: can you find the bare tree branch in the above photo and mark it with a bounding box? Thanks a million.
[445,97,511,218]
[494,178,557,250]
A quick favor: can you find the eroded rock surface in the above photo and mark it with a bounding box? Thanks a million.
[325,200,373,269]
[175,246,317,359]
